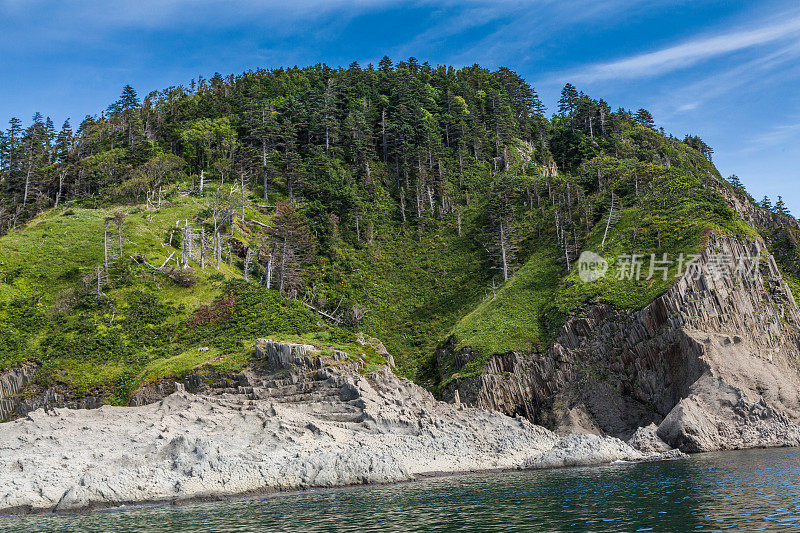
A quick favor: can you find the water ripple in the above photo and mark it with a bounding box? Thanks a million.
[2,448,799,532]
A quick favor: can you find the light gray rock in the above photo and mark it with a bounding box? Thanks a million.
[628,423,672,453]
[527,434,642,469]
[656,374,800,452]
[0,353,681,515]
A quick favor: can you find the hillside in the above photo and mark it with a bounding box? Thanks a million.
[1,60,798,419]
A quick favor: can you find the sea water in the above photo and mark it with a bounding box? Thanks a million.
[2,447,799,532]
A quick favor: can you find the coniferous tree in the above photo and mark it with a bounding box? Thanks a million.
[2,118,24,199]
[243,99,281,202]
[107,85,142,146]
[378,56,393,72]
[761,196,773,210]
[634,108,655,129]
[774,196,789,216]
[727,174,745,193]
[557,83,579,115]
[270,201,316,296]
[321,78,339,157]
[683,135,714,162]
[0,59,740,250]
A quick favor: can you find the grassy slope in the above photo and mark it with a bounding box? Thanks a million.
[0,181,485,402]
[329,220,486,381]
[0,191,385,402]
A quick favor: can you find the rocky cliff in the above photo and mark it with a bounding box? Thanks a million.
[442,234,800,452]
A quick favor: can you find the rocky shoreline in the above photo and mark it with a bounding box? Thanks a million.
[0,343,682,516]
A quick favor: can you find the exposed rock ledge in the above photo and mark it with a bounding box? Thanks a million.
[0,342,681,515]
[441,235,800,452]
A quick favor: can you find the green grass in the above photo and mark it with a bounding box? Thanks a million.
[451,247,560,357]
[321,218,487,380]
[137,345,254,383]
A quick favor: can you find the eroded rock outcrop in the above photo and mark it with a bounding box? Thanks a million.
[442,235,800,452]
[0,343,679,514]
[0,365,105,421]
[0,364,37,421]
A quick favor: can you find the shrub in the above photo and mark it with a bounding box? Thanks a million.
[187,295,236,328]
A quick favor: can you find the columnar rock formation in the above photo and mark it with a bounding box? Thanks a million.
[0,365,36,421]
[442,235,800,452]
[0,364,104,421]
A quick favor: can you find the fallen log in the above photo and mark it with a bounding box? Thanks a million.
[301,301,343,324]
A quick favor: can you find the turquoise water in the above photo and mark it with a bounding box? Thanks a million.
[2,448,799,532]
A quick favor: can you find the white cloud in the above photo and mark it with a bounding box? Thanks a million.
[1,0,396,31]
[674,102,699,113]
[749,121,800,150]
[651,38,800,122]
[572,14,800,82]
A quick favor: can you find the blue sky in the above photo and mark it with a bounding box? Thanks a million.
[1,0,798,213]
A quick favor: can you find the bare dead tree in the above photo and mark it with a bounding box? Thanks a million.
[485,215,518,283]
[269,201,316,296]
[601,192,621,249]
[103,218,112,274]
[243,248,254,281]
[111,211,127,258]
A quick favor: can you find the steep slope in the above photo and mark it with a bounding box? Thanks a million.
[0,194,396,418]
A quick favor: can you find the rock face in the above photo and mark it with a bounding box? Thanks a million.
[0,365,37,421]
[0,365,104,421]
[254,339,348,369]
[627,423,671,453]
[0,343,679,515]
[442,235,800,452]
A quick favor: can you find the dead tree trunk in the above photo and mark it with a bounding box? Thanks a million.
[186,220,192,265]
[200,227,206,269]
[116,220,124,258]
[500,220,509,282]
[262,140,269,203]
[103,222,110,274]
[183,219,190,265]
[55,170,65,207]
[381,109,387,162]
[265,251,274,289]
[23,163,32,207]
[243,248,253,281]
[240,173,246,221]
[278,238,288,294]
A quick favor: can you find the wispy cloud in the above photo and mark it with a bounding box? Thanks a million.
[572,14,800,82]
[429,0,665,68]
[654,38,800,121]
[747,121,800,151]
[0,0,397,46]
[0,0,394,25]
